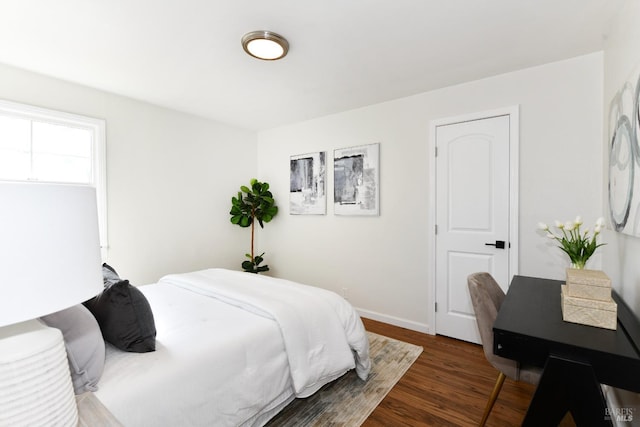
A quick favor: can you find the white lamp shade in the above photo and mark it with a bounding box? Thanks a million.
[0,182,103,326]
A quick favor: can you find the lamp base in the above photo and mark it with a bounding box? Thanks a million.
[0,319,78,426]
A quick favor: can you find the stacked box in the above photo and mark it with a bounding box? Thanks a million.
[561,269,617,330]
[565,268,612,301]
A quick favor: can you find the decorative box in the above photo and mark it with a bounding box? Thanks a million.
[561,285,617,330]
[565,268,612,301]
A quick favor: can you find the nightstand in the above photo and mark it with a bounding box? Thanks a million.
[76,392,123,426]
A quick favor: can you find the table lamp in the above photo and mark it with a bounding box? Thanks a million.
[0,182,103,426]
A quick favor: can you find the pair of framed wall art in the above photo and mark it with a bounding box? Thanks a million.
[290,143,379,216]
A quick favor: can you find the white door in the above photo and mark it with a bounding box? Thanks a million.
[434,114,513,344]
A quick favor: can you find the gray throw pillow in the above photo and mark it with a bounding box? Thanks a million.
[40,304,106,394]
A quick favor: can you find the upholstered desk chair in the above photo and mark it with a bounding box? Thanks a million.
[467,272,542,426]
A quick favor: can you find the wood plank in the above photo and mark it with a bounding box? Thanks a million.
[76,392,123,426]
[361,318,575,426]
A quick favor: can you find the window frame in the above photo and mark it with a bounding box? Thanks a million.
[0,99,108,249]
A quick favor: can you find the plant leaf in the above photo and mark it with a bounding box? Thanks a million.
[241,260,255,272]
[265,206,278,215]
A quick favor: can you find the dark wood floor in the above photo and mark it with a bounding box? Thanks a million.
[361,318,575,427]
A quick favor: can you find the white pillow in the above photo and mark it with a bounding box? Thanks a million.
[40,304,106,394]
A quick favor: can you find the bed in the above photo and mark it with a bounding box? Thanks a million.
[92,268,371,426]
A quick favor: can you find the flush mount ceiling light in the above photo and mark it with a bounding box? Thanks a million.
[242,31,289,61]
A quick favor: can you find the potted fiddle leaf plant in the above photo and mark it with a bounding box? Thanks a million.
[230,178,278,273]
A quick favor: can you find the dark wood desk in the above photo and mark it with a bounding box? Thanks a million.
[493,275,640,426]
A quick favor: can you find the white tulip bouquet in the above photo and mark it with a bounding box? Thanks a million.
[538,216,606,269]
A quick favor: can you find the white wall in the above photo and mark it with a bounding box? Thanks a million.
[603,0,640,314]
[0,63,257,285]
[0,49,608,332]
[602,2,640,414]
[258,53,603,331]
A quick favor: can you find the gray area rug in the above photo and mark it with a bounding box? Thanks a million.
[266,331,423,426]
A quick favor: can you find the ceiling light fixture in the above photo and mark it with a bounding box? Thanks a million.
[242,31,289,61]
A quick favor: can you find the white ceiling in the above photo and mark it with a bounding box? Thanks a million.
[0,1,625,131]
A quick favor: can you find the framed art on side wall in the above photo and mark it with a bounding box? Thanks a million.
[608,64,640,235]
[290,151,326,215]
[334,143,380,216]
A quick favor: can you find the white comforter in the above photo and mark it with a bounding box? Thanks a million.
[159,268,371,397]
[96,268,370,426]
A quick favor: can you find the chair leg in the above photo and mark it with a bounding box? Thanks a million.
[479,372,506,427]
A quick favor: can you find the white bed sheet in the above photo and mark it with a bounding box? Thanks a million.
[95,282,295,427]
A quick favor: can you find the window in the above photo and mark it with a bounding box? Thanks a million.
[0,99,107,249]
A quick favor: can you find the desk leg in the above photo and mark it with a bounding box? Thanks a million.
[522,355,612,427]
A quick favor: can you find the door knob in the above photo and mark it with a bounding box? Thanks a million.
[485,240,506,249]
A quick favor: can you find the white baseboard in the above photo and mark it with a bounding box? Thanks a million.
[356,307,431,334]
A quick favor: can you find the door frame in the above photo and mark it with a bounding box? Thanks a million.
[427,106,520,336]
